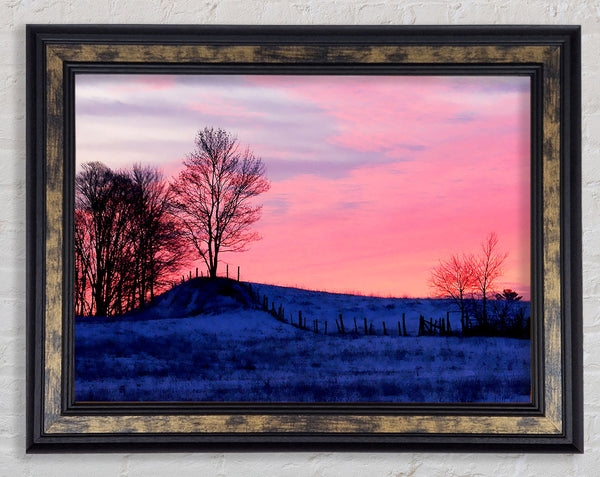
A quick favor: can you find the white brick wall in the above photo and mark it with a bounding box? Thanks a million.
[1,1,596,475]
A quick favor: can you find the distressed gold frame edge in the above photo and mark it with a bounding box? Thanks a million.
[43,43,562,436]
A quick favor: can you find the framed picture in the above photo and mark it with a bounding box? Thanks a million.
[26,25,582,452]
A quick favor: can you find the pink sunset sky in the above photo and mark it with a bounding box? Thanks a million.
[75,74,531,299]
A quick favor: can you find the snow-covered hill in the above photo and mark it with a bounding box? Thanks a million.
[75,278,531,403]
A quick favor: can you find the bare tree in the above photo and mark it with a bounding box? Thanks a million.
[429,254,476,330]
[470,232,508,326]
[75,162,136,316]
[74,209,94,316]
[170,128,270,278]
[128,164,189,308]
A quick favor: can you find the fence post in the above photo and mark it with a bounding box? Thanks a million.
[354,317,358,334]
[196,267,198,278]
[226,264,229,279]
[299,310,302,328]
[364,318,368,335]
[447,311,452,334]
[383,321,387,335]
[237,266,240,282]
[418,315,423,336]
[402,313,407,336]
[339,314,345,334]
[324,321,327,334]
[398,321,402,336]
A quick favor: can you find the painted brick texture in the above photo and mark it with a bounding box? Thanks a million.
[1,1,597,475]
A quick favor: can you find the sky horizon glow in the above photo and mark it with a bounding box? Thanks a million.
[76,74,531,299]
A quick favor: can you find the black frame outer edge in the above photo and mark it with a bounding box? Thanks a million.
[25,25,583,453]
[26,25,47,453]
[562,26,583,453]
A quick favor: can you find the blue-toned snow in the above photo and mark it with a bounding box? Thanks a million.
[75,278,531,403]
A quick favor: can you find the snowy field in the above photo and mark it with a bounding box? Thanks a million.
[75,279,531,403]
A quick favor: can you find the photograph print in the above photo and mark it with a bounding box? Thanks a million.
[74,73,532,404]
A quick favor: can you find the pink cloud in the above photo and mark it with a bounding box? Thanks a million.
[188,99,266,119]
[251,76,530,160]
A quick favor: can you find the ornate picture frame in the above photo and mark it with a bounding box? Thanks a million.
[26,25,582,452]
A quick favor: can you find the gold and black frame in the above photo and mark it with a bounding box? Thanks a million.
[26,25,582,452]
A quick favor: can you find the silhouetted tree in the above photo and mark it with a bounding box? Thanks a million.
[74,209,94,316]
[75,162,136,316]
[429,254,476,329]
[128,164,188,308]
[170,127,270,278]
[470,232,508,326]
[75,162,188,316]
[495,289,522,302]
[492,288,524,331]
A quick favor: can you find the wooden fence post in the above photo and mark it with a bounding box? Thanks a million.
[398,321,402,336]
[299,310,302,328]
[383,322,387,335]
[354,317,358,334]
[402,313,407,336]
[196,267,198,278]
[324,321,327,334]
[339,314,345,334]
[237,266,240,282]
[226,264,229,279]
[364,318,368,335]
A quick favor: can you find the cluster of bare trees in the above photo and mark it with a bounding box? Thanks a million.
[75,163,189,316]
[75,127,270,317]
[429,233,516,332]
